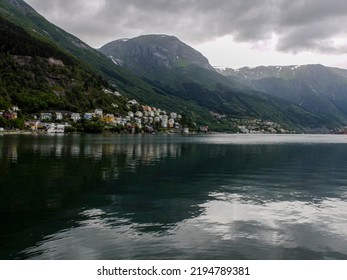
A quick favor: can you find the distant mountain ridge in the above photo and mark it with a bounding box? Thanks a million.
[219,64,347,83]
[219,64,347,126]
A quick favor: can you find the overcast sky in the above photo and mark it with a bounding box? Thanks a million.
[25,0,347,69]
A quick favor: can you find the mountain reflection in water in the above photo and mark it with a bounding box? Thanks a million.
[1,134,347,259]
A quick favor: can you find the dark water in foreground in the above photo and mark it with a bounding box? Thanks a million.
[1,134,347,260]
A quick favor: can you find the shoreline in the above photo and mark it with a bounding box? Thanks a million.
[0,129,198,136]
[0,129,343,136]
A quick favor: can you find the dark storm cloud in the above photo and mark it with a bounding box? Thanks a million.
[26,0,347,53]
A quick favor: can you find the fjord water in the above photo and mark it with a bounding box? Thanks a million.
[1,134,347,260]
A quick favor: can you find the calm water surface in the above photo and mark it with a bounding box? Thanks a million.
[1,133,347,259]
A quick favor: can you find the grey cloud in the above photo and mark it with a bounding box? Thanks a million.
[279,0,347,27]
[277,21,344,53]
[26,0,347,54]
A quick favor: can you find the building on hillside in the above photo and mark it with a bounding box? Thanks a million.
[103,114,115,124]
[170,112,177,119]
[116,118,127,126]
[40,113,52,121]
[55,112,63,120]
[71,113,81,122]
[135,111,143,118]
[199,126,209,133]
[25,120,41,130]
[142,105,152,112]
[4,110,18,120]
[84,113,93,120]
[168,118,175,128]
[135,118,142,125]
[128,99,138,105]
[95,109,103,118]
[161,115,168,128]
[47,123,65,133]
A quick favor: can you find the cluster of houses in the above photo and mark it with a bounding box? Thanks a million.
[0,106,20,121]
[237,119,292,134]
[125,105,183,130]
[1,101,290,135]
[23,98,188,133]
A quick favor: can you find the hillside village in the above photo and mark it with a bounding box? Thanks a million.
[0,89,297,135]
[1,98,296,134]
[0,89,198,134]
[0,94,296,134]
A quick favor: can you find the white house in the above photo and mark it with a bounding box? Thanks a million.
[161,115,168,128]
[95,109,103,118]
[116,118,127,126]
[71,113,81,122]
[135,117,142,125]
[128,99,138,105]
[40,113,52,121]
[55,112,63,120]
[47,124,65,133]
[135,111,143,118]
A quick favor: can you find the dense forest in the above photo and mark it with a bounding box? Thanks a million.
[0,15,129,116]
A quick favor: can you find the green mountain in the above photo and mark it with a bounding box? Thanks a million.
[99,35,330,131]
[100,35,215,74]
[0,12,132,116]
[219,65,347,127]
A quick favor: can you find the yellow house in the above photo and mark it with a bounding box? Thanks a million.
[102,114,115,124]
